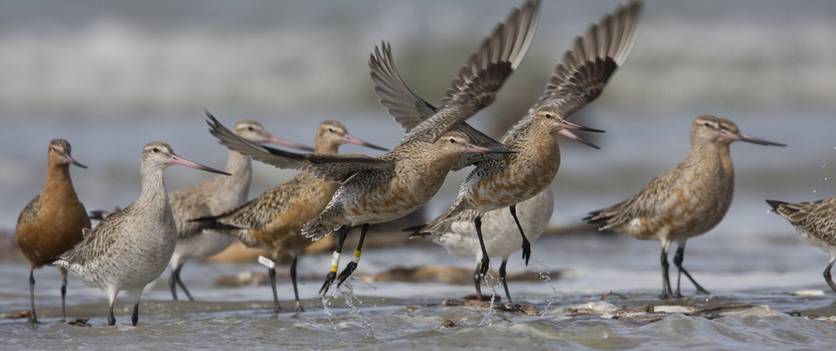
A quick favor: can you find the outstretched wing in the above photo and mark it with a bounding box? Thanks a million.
[370,42,510,170]
[531,1,642,118]
[206,113,393,183]
[401,0,541,144]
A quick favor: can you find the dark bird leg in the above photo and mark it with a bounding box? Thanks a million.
[269,265,281,313]
[673,244,709,296]
[174,263,195,301]
[169,264,180,301]
[509,205,531,266]
[475,216,491,276]
[108,301,116,326]
[659,245,672,299]
[60,267,68,322]
[131,301,139,326]
[338,224,370,287]
[290,255,303,312]
[500,258,512,304]
[473,262,483,300]
[28,269,38,324]
[320,225,351,296]
[824,259,836,294]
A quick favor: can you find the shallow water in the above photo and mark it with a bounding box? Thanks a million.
[3,233,836,350]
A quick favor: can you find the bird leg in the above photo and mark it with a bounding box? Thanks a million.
[131,301,139,326]
[108,301,116,326]
[475,216,491,276]
[290,256,303,312]
[659,246,673,299]
[60,267,68,322]
[509,205,531,266]
[320,225,351,296]
[174,264,195,301]
[500,258,512,304]
[338,223,369,287]
[824,258,836,294]
[169,263,180,301]
[473,262,483,301]
[509,204,531,266]
[28,269,38,324]
[269,266,281,313]
[673,245,709,296]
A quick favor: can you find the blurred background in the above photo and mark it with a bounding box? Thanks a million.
[0,0,835,255]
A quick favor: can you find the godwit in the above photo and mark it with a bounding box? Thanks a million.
[50,142,229,326]
[14,139,91,324]
[165,119,312,301]
[585,116,785,298]
[372,2,641,293]
[207,0,538,295]
[767,199,836,293]
[196,119,385,312]
[408,188,553,302]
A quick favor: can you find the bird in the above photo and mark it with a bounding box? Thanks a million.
[408,188,553,302]
[585,116,785,299]
[14,139,91,324]
[164,119,312,301]
[195,119,386,313]
[50,141,229,326]
[206,0,539,296]
[767,198,836,294]
[371,1,642,296]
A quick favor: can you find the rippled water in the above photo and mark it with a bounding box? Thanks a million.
[3,232,836,350]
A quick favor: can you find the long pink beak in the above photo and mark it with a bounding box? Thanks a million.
[64,154,87,169]
[343,133,388,151]
[264,134,315,152]
[466,144,516,154]
[719,130,786,147]
[169,154,231,175]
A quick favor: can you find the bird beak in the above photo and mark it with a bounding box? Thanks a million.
[466,144,516,154]
[64,154,87,169]
[558,129,601,149]
[562,120,606,133]
[264,134,315,152]
[343,133,389,151]
[169,154,231,175]
[720,130,787,147]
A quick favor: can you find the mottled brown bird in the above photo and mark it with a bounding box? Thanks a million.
[767,198,836,293]
[586,116,785,298]
[198,120,386,312]
[372,1,642,293]
[15,139,91,324]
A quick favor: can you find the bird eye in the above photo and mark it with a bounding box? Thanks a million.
[247,126,254,131]
[328,128,335,133]
[703,122,711,127]
[449,138,456,144]
[152,147,159,153]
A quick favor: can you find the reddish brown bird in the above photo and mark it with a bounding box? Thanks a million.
[15,139,91,324]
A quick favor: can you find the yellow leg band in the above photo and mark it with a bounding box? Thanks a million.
[331,265,338,272]
[354,250,362,258]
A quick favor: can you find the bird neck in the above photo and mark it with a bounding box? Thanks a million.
[42,163,77,202]
[138,167,170,210]
[314,141,340,154]
[222,149,254,193]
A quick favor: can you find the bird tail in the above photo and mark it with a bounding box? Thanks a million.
[765,199,789,214]
[403,224,429,239]
[302,215,334,241]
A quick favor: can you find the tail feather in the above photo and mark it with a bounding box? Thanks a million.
[302,216,333,241]
[583,209,608,225]
[765,199,789,213]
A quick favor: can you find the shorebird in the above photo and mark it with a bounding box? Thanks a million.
[585,116,785,299]
[50,142,229,326]
[207,0,538,296]
[408,188,553,302]
[372,2,641,292]
[767,199,836,293]
[196,119,386,312]
[165,119,312,301]
[14,139,91,324]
